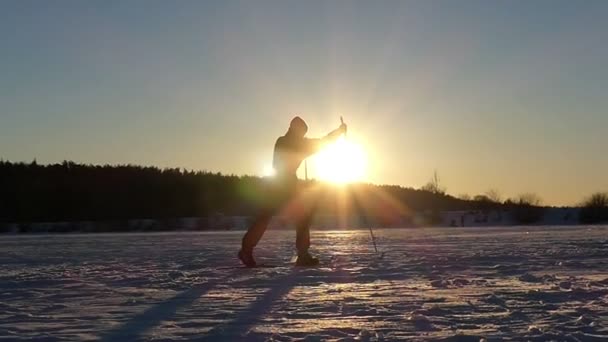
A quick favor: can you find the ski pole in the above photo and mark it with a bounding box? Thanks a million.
[368,225,378,253]
[340,115,383,258]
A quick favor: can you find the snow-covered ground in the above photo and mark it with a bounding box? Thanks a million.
[1,226,607,341]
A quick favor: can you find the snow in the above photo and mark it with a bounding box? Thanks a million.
[1,226,607,341]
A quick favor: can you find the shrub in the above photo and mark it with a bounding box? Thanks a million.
[511,193,544,224]
[579,192,608,224]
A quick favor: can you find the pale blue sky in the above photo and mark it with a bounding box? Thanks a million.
[1,1,607,205]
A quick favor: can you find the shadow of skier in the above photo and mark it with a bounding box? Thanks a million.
[99,275,230,341]
[100,262,403,341]
[202,269,302,341]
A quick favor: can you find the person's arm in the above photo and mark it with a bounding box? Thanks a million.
[301,123,347,156]
[320,126,345,144]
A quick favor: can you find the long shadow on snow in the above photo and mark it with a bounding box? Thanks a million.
[99,275,231,341]
[202,266,363,341]
[202,270,300,341]
[100,264,406,341]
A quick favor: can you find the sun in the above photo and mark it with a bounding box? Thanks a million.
[313,136,367,184]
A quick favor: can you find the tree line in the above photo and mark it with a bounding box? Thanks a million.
[0,161,606,227]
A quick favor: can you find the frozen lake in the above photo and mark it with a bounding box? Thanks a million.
[1,226,608,341]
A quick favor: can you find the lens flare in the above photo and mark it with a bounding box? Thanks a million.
[313,137,367,184]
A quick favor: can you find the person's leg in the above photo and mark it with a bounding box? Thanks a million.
[241,208,274,252]
[295,209,313,255]
[239,182,287,267]
[295,190,319,265]
[239,209,273,267]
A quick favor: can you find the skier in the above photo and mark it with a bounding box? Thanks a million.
[239,116,347,267]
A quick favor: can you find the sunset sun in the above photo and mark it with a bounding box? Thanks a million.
[313,137,367,184]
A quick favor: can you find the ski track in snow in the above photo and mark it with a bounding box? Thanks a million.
[1,226,608,341]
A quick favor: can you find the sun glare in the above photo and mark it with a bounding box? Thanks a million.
[314,137,367,184]
[263,163,275,177]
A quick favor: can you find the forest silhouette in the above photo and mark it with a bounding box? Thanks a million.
[1,160,605,229]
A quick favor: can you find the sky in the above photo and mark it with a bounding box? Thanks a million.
[1,0,607,206]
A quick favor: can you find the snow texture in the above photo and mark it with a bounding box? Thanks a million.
[1,226,608,341]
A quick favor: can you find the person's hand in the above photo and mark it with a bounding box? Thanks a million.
[339,116,348,135]
[339,122,348,135]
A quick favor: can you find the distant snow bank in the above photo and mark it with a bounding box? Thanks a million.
[0,216,249,234]
[0,207,587,234]
[441,207,581,227]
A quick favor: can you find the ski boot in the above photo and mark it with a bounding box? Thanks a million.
[295,252,320,267]
[238,248,256,268]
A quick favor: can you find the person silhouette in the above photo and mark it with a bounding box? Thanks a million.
[239,116,347,267]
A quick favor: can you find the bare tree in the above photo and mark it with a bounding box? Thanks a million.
[458,193,471,201]
[485,189,502,203]
[512,193,544,224]
[582,192,608,207]
[516,193,542,206]
[421,170,446,195]
[474,194,491,202]
[580,192,608,224]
